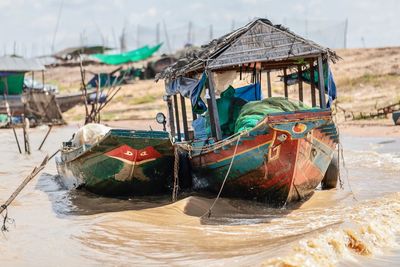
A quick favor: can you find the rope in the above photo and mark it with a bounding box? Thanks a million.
[172,146,180,202]
[338,141,357,201]
[203,135,241,218]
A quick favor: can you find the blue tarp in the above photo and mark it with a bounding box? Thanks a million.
[234,82,262,102]
[166,72,208,114]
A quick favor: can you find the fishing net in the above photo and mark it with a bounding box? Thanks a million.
[72,123,111,146]
[234,97,314,133]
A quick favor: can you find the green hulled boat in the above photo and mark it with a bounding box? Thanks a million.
[56,126,175,196]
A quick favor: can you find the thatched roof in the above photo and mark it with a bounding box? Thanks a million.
[157,18,339,81]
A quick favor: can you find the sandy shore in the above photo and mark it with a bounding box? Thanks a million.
[338,118,400,137]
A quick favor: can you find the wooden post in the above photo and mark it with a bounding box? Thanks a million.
[283,68,288,98]
[317,55,326,108]
[206,70,222,140]
[180,95,189,141]
[42,70,45,89]
[22,114,31,154]
[309,59,317,107]
[38,125,52,150]
[206,91,217,138]
[298,65,303,102]
[173,94,181,141]
[267,71,272,97]
[166,96,176,139]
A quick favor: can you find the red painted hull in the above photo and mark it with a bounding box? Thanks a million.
[190,112,337,206]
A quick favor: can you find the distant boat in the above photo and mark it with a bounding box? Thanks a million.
[56,127,175,196]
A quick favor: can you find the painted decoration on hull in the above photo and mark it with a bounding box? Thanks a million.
[105,144,162,165]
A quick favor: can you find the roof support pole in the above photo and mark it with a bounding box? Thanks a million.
[317,55,326,108]
[180,94,189,141]
[283,68,288,98]
[206,70,222,141]
[166,95,176,140]
[309,59,317,107]
[297,65,303,102]
[173,94,181,141]
[267,71,272,98]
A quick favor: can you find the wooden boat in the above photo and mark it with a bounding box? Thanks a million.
[56,128,175,196]
[157,18,340,206]
[190,111,338,205]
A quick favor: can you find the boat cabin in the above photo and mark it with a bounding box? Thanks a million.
[156,18,338,143]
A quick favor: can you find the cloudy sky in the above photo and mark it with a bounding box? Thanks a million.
[1,0,399,56]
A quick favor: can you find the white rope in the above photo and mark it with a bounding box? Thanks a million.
[203,135,241,218]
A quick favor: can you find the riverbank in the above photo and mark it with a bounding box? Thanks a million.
[338,118,400,137]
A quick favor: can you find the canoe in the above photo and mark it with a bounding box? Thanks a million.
[56,129,175,196]
[189,110,338,206]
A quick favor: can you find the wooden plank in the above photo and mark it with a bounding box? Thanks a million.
[180,94,189,141]
[317,55,326,108]
[283,68,288,98]
[173,94,181,141]
[309,59,317,107]
[206,70,222,140]
[267,71,272,97]
[166,96,176,139]
[298,65,303,102]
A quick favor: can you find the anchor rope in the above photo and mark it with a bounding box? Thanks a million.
[202,135,241,218]
[172,146,180,202]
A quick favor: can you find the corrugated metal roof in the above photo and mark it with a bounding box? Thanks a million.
[0,56,46,72]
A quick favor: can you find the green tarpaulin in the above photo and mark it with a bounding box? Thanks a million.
[234,97,314,133]
[0,73,25,95]
[91,44,162,65]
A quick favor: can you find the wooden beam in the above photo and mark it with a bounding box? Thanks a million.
[206,70,222,140]
[166,96,176,139]
[267,71,272,97]
[283,68,288,98]
[180,94,189,141]
[173,94,181,141]
[309,59,317,107]
[317,55,326,108]
[298,65,303,102]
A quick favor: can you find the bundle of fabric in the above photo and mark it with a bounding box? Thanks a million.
[234,97,314,133]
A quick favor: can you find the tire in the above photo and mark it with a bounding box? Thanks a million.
[321,154,339,190]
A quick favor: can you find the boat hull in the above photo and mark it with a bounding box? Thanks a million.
[56,129,174,196]
[191,111,338,206]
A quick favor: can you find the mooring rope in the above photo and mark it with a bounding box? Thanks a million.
[172,146,180,202]
[202,135,242,218]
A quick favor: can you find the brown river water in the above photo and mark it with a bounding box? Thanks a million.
[0,124,399,267]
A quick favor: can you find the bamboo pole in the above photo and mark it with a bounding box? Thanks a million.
[310,59,317,107]
[173,95,181,141]
[206,70,222,140]
[283,68,288,98]
[317,55,326,108]
[0,155,49,216]
[38,125,52,150]
[298,65,303,102]
[267,71,272,98]
[180,95,189,141]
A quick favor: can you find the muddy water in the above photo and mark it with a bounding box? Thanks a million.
[0,124,399,267]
